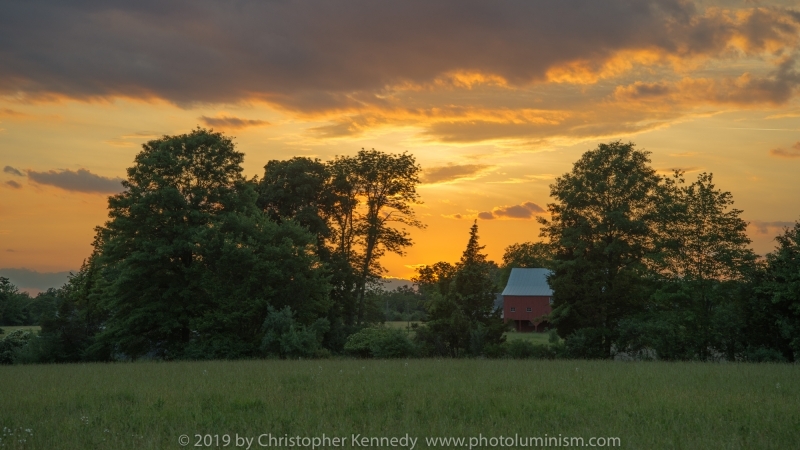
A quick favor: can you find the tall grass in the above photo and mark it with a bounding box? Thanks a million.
[2,360,798,449]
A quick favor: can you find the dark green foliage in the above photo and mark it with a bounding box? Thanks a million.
[261,306,330,359]
[562,328,616,359]
[26,290,59,325]
[343,327,415,358]
[0,277,34,326]
[415,222,508,357]
[257,157,334,247]
[17,257,109,363]
[258,150,425,338]
[370,285,427,322]
[332,150,424,325]
[414,262,457,298]
[648,172,756,360]
[617,311,695,361]
[93,129,330,360]
[540,142,662,357]
[538,142,776,361]
[0,278,59,330]
[757,221,800,361]
[0,329,33,364]
[742,346,787,363]
[499,241,553,286]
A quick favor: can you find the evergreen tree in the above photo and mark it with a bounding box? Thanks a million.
[416,221,506,356]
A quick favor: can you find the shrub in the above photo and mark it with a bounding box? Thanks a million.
[564,328,613,359]
[743,346,787,363]
[0,330,34,364]
[483,342,508,358]
[344,327,416,358]
[507,340,534,358]
[261,306,330,359]
[506,340,559,359]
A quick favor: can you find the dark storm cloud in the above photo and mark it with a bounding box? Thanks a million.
[2,1,798,110]
[27,168,124,194]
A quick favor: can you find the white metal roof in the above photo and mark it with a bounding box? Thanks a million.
[501,268,553,296]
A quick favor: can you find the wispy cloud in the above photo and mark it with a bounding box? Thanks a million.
[441,213,464,220]
[770,142,800,158]
[104,131,162,148]
[478,201,546,220]
[199,114,270,130]
[27,168,124,194]
[489,174,554,184]
[4,180,22,189]
[656,166,702,175]
[749,220,795,234]
[422,164,493,184]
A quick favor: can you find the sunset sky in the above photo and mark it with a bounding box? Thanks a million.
[2,0,800,287]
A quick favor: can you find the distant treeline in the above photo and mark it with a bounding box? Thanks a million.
[1,131,798,363]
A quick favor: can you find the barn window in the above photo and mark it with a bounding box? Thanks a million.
[526,307,532,312]
[510,307,516,312]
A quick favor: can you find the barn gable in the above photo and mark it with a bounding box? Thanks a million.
[502,268,553,332]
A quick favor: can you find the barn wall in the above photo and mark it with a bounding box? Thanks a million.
[503,295,552,332]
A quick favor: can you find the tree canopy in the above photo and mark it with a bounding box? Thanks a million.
[93,128,330,359]
[539,141,662,357]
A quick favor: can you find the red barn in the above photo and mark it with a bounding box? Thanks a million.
[502,268,553,332]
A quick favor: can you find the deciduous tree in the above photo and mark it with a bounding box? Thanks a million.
[94,128,329,359]
[539,141,662,357]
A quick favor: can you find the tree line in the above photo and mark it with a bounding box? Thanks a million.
[1,133,798,363]
[540,142,799,362]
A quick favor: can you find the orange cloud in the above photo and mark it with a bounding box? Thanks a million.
[422,164,493,184]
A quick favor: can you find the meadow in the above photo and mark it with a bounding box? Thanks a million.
[383,323,554,346]
[2,359,798,449]
[0,326,40,335]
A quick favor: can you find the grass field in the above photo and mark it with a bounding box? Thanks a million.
[0,326,40,336]
[383,322,556,346]
[503,331,554,346]
[2,359,798,449]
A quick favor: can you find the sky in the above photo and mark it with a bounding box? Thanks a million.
[1,0,800,287]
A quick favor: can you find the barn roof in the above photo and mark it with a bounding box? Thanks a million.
[501,268,553,296]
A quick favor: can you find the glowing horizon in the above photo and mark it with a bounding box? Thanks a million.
[2,1,800,280]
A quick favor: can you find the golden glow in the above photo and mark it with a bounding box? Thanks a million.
[2,3,800,282]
